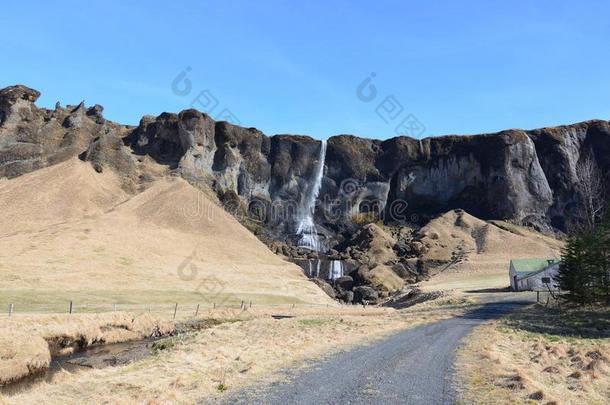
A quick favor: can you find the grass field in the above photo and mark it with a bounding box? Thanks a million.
[0,289,312,316]
[457,304,610,404]
[0,302,475,404]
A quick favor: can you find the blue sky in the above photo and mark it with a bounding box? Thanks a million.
[2,1,609,139]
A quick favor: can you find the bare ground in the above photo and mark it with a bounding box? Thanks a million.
[218,297,534,405]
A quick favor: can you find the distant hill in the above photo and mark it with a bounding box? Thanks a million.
[0,158,333,308]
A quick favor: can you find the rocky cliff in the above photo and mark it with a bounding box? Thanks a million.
[2,84,609,254]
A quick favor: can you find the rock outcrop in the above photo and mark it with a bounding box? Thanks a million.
[123,109,610,241]
[1,84,608,301]
[0,85,132,180]
[2,85,608,238]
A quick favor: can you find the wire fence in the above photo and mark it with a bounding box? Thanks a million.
[0,299,348,319]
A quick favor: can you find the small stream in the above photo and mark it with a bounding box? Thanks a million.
[1,337,161,395]
[1,318,221,396]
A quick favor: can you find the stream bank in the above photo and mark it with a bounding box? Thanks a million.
[1,316,226,395]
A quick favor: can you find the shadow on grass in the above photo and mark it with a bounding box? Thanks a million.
[456,298,534,321]
[464,287,512,294]
[503,304,610,339]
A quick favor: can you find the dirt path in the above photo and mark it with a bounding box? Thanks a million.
[218,297,534,405]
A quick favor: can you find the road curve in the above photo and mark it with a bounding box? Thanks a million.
[217,298,532,405]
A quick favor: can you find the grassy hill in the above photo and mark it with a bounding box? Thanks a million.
[0,158,333,312]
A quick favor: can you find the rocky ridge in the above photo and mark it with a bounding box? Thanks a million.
[1,84,606,302]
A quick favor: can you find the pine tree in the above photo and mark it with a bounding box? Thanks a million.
[557,210,610,306]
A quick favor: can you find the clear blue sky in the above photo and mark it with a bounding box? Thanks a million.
[2,1,609,139]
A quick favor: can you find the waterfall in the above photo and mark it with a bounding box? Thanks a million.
[296,140,327,252]
[307,260,321,278]
[329,260,344,280]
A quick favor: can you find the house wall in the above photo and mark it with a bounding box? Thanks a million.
[522,264,559,291]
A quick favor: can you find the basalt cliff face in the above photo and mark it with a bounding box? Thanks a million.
[3,85,608,234]
[1,85,608,300]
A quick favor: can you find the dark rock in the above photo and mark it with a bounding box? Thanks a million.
[335,276,354,291]
[311,278,335,299]
[80,131,138,191]
[1,84,609,291]
[0,85,40,108]
[383,288,446,309]
[341,290,354,303]
[353,286,379,304]
[0,85,128,179]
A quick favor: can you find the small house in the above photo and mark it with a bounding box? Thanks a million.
[509,258,560,292]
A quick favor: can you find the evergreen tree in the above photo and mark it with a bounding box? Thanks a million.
[557,210,610,306]
[557,234,589,304]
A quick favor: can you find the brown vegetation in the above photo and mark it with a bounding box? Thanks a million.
[419,211,562,292]
[0,312,173,386]
[457,305,610,404]
[0,159,333,311]
[1,303,470,404]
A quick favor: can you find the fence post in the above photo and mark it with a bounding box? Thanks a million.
[8,303,13,317]
[195,304,200,317]
[69,301,73,314]
[249,301,252,309]
[213,302,216,310]
[536,291,540,303]
[173,303,178,320]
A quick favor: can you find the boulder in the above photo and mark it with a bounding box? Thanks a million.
[353,286,379,304]
[335,276,354,292]
[383,288,447,309]
[311,278,335,299]
[341,290,354,303]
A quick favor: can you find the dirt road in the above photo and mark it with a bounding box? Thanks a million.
[219,296,533,405]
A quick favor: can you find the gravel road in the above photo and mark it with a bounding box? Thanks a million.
[218,296,533,405]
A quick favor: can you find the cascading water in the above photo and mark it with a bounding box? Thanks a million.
[293,140,346,283]
[296,140,327,252]
[329,260,344,280]
[306,260,321,278]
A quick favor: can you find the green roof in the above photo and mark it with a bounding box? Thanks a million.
[511,258,559,279]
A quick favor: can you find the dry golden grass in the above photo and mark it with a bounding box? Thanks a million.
[0,158,333,309]
[1,304,467,404]
[457,305,610,405]
[418,210,563,293]
[0,312,173,386]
